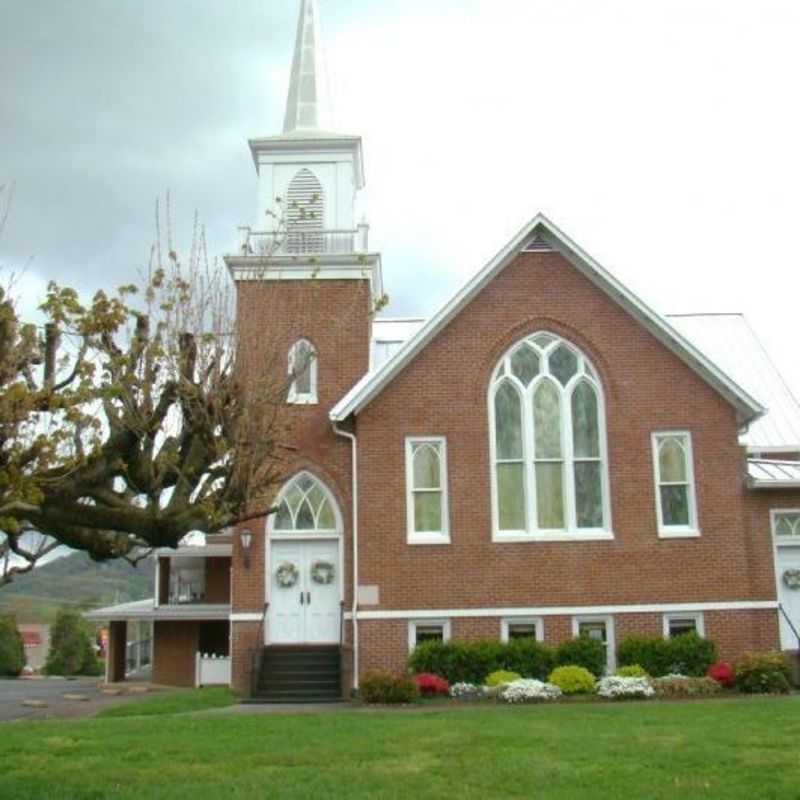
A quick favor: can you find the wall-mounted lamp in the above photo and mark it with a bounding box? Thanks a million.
[240,528,253,569]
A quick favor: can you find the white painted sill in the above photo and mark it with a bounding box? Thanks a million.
[493,531,615,543]
[658,529,701,539]
[287,395,318,406]
[407,533,451,546]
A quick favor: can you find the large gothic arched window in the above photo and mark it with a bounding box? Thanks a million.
[489,332,611,539]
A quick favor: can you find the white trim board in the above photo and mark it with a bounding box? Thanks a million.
[330,214,763,425]
[347,600,776,621]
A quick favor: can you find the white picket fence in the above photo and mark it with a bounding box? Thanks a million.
[195,653,231,688]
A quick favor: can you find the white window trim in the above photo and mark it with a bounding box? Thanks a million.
[662,611,705,638]
[488,332,613,543]
[287,339,318,405]
[405,436,450,545]
[501,616,545,643]
[572,615,616,673]
[651,431,700,538]
[408,619,451,652]
[771,508,800,547]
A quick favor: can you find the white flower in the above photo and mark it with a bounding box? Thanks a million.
[499,679,562,704]
[597,676,655,699]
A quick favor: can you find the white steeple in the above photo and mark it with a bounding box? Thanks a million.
[283,0,333,134]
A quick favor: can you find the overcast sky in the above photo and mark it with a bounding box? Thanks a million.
[2,0,799,399]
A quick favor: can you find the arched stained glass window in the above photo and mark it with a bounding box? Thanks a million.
[490,332,610,536]
[274,473,338,533]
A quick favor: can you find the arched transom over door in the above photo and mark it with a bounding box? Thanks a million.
[489,332,612,540]
[268,473,342,645]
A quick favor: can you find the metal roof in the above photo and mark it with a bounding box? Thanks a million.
[84,599,231,622]
[371,318,426,369]
[668,314,800,452]
[332,214,765,425]
[747,459,800,489]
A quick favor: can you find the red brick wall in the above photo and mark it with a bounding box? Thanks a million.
[353,251,771,610]
[230,248,795,689]
[231,621,260,695]
[232,277,371,614]
[205,558,231,604]
[358,609,780,678]
[153,621,198,688]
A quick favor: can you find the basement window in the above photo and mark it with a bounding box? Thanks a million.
[501,617,544,643]
[663,612,705,639]
[408,619,451,652]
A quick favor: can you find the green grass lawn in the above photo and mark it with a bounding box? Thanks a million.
[3,697,799,799]
[96,687,237,719]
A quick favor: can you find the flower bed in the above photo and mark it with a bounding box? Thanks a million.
[499,679,562,704]
[597,676,655,700]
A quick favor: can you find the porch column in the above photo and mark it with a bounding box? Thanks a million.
[107,620,127,683]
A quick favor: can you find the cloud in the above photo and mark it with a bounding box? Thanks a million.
[1,0,799,397]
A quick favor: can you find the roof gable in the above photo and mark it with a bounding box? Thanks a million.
[331,214,765,425]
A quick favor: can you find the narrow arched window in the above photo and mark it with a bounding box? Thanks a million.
[489,332,611,539]
[288,339,318,404]
[286,168,324,254]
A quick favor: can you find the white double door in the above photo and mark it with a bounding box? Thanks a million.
[776,544,800,650]
[269,539,341,645]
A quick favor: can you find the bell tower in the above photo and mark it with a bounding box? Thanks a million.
[226,0,381,418]
[227,0,381,305]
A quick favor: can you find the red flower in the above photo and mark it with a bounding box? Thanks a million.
[413,673,450,695]
[707,661,735,687]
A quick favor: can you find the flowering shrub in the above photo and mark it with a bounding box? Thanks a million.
[548,665,596,694]
[651,675,721,698]
[360,670,419,704]
[499,679,562,704]
[413,673,450,696]
[597,676,655,700]
[615,664,649,679]
[449,682,486,699]
[486,670,522,687]
[735,652,791,695]
[707,661,735,687]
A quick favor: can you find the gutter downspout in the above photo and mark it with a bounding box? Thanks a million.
[333,421,359,691]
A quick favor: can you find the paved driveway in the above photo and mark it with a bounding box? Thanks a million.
[0,678,140,722]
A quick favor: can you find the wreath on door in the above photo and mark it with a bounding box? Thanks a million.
[311,560,336,586]
[783,569,800,590]
[276,562,299,588]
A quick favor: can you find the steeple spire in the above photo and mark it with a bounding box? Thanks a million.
[283,0,333,134]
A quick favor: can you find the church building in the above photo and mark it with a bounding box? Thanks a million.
[89,0,800,699]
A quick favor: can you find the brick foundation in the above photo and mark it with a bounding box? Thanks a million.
[356,608,780,679]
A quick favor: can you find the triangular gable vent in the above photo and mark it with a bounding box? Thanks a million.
[522,233,554,253]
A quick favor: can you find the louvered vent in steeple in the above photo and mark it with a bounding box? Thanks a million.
[286,168,325,254]
[523,233,555,253]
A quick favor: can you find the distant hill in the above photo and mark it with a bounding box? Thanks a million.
[0,551,155,624]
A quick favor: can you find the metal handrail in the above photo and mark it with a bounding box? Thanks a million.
[250,602,269,698]
[339,601,345,648]
[778,603,800,650]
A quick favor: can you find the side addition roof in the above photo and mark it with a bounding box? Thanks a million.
[331,214,765,426]
[747,459,800,489]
